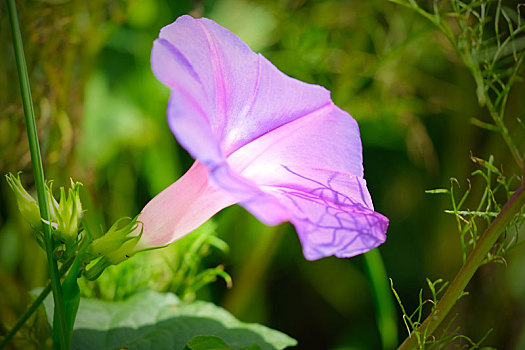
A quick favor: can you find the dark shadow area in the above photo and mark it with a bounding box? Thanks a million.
[73,316,276,350]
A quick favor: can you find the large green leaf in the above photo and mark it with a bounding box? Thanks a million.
[43,290,296,350]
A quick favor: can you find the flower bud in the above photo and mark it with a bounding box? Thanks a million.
[45,181,60,224]
[5,173,41,229]
[53,180,83,245]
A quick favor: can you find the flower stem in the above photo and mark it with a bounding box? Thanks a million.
[6,1,69,349]
[398,182,525,350]
[0,284,52,350]
[364,249,398,350]
[0,260,73,350]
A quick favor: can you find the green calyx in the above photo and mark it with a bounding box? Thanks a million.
[87,216,143,264]
[5,173,85,249]
[83,216,152,280]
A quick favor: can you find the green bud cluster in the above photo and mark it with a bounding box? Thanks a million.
[6,173,84,248]
[6,172,157,282]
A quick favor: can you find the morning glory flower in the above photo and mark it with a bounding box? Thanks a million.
[138,15,388,260]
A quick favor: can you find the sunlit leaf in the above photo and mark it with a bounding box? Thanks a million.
[42,290,296,350]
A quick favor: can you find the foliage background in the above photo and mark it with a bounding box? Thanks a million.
[1,0,524,349]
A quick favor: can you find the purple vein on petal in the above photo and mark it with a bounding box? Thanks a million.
[156,38,202,83]
[228,100,335,159]
[226,102,334,162]
[278,187,386,259]
[167,79,210,128]
[155,38,211,129]
[279,165,372,210]
[197,20,228,136]
[230,54,263,140]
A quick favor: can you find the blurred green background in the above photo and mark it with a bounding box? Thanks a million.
[1,0,524,349]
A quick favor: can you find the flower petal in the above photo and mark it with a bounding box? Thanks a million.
[227,104,365,185]
[149,15,389,259]
[152,15,333,163]
[138,162,237,247]
[152,36,223,165]
[209,162,289,226]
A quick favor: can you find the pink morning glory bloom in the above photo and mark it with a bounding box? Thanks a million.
[138,15,388,260]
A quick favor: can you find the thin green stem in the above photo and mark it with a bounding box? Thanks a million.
[398,182,525,349]
[364,249,398,350]
[6,1,69,349]
[0,284,52,349]
[484,97,523,170]
[0,260,73,350]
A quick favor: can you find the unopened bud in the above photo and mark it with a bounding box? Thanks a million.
[45,181,59,224]
[5,173,41,229]
[54,180,83,245]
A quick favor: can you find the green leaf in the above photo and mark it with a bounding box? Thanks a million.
[245,345,263,350]
[183,335,233,350]
[43,290,296,350]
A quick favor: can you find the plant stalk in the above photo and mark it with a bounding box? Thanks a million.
[0,260,73,350]
[398,182,525,349]
[6,0,69,348]
[0,283,52,349]
[364,249,398,350]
